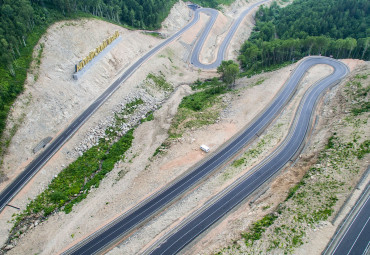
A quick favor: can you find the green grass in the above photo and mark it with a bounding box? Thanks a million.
[191,0,235,9]
[355,140,370,159]
[232,158,245,167]
[0,25,48,164]
[285,180,305,201]
[141,111,154,123]
[153,141,171,157]
[180,86,227,112]
[240,61,292,78]
[0,11,126,171]
[241,214,278,246]
[168,79,227,138]
[229,124,284,170]
[254,78,266,86]
[146,73,173,91]
[143,31,164,39]
[190,77,222,90]
[12,129,134,226]
[344,74,370,117]
[351,102,370,116]
[9,96,153,240]
[168,104,223,138]
[215,71,369,255]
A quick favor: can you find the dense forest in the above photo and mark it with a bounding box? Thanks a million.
[239,0,369,75]
[191,0,234,9]
[0,0,180,155]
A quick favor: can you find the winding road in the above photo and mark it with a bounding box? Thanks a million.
[0,1,353,255]
[191,0,269,69]
[0,1,268,214]
[64,56,348,255]
[147,57,348,255]
[62,24,350,255]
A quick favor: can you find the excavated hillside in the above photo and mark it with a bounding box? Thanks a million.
[0,0,367,254]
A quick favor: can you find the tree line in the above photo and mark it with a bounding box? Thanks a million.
[0,0,181,153]
[1,0,178,70]
[190,0,234,9]
[37,0,177,29]
[239,0,369,74]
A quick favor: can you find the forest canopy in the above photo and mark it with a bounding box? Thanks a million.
[239,0,369,75]
[0,0,181,154]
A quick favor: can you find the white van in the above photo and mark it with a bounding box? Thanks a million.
[200,145,210,153]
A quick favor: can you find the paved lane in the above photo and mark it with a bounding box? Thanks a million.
[63,57,347,255]
[148,57,348,255]
[323,184,370,255]
[0,2,206,214]
[191,0,269,69]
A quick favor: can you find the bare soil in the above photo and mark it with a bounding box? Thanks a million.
[0,1,361,255]
[107,63,335,255]
[184,60,369,255]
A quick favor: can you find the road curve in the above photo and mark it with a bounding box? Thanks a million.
[323,183,370,255]
[191,0,269,69]
[147,57,349,255]
[0,1,253,213]
[62,57,347,255]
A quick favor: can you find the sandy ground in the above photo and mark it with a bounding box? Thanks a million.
[3,1,359,255]
[0,0,272,253]
[199,11,231,64]
[295,174,370,255]
[181,60,368,255]
[121,63,335,255]
[293,60,369,255]
[223,0,265,61]
[0,0,193,248]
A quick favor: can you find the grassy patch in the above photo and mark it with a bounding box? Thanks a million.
[232,158,245,167]
[168,79,227,138]
[241,214,278,246]
[179,87,226,111]
[215,70,369,255]
[146,72,173,92]
[351,102,370,116]
[12,129,134,226]
[35,43,44,68]
[191,0,235,9]
[190,77,222,91]
[8,96,154,244]
[141,111,154,123]
[229,123,284,171]
[168,106,222,138]
[153,141,171,157]
[344,74,370,116]
[254,78,266,86]
[143,31,165,39]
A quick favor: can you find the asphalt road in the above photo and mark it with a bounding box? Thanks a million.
[63,56,347,255]
[147,57,349,255]
[323,183,370,255]
[191,0,269,69]
[0,2,352,255]
[0,2,224,213]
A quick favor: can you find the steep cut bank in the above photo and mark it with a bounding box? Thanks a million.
[1,0,268,252]
[0,1,290,253]
[202,61,369,255]
[0,0,181,171]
